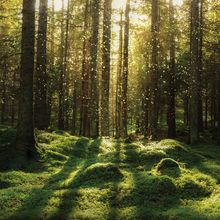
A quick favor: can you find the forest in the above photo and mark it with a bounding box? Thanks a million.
[0,0,220,219]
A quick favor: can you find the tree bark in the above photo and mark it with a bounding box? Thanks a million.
[121,0,130,138]
[100,0,112,136]
[149,0,159,140]
[15,0,38,159]
[167,0,176,138]
[190,0,200,144]
[34,0,48,130]
[90,0,100,137]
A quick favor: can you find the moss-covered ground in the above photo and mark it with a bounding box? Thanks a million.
[0,127,220,219]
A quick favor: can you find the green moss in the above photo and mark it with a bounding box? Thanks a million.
[155,158,181,177]
[176,173,216,198]
[82,163,123,181]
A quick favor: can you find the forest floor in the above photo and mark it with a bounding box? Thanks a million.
[0,126,220,220]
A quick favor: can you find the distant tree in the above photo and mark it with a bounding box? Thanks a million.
[15,0,38,159]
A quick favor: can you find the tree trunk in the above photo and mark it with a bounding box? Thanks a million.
[80,0,90,136]
[58,0,65,130]
[100,0,112,136]
[190,0,200,144]
[34,0,48,130]
[115,10,123,138]
[198,0,204,132]
[149,0,159,140]
[15,0,38,159]
[167,0,176,138]
[90,0,100,137]
[121,0,130,138]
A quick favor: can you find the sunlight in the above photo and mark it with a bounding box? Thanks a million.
[112,0,127,10]
[49,0,68,11]
[173,0,183,6]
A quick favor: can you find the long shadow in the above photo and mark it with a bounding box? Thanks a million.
[106,140,123,220]
[7,138,101,220]
[47,138,102,219]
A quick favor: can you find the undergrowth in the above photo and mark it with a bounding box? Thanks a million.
[0,128,220,219]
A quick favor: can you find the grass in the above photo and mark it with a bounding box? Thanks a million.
[0,128,220,219]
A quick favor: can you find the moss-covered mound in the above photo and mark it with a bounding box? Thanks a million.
[176,173,216,198]
[155,158,181,177]
[136,175,177,201]
[82,163,123,181]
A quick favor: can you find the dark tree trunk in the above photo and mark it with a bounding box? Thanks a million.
[34,0,48,130]
[15,0,38,159]
[198,0,204,132]
[100,0,112,136]
[190,0,200,144]
[90,0,100,137]
[80,0,90,136]
[149,0,159,140]
[121,0,130,138]
[115,10,123,138]
[167,0,176,138]
[58,0,65,130]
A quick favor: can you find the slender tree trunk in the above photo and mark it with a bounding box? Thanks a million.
[64,0,70,130]
[100,0,112,136]
[116,10,123,138]
[47,0,55,127]
[58,0,65,130]
[167,0,176,138]
[1,61,7,124]
[149,0,159,140]
[15,0,38,159]
[34,0,48,130]
[80,0,90,136]
[90,0,100,137]
[190,0,200,144]
[198,0,204,132]
[121,0,130,138]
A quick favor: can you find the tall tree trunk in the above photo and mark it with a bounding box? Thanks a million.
[58,0,65,130]
[198,0,204,132]
[167,0,176,138]
[121,0,130,138]
[15,0,38,159]
[90,0,100,137]
[47,0,55,127]
[80,0,90,136]
[149,0,159,140]
[115,10,123,138]
[64,0,70,130]
[100,0,112,136]
[34,0,48,130]
[190,0,200,144]
[1,61,7,124]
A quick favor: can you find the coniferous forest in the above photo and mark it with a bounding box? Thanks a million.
[0,0,220,219]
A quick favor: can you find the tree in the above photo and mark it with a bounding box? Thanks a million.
[121,0,130,138]
[90,0,100,137]
[34,0,48,130]
[149,0,159,140]
[190,0,200,144]
[15,0,38,159]
[100,0,112,136]
[167,0,176,138]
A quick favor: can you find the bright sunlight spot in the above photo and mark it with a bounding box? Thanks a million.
[112,0,127,9]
